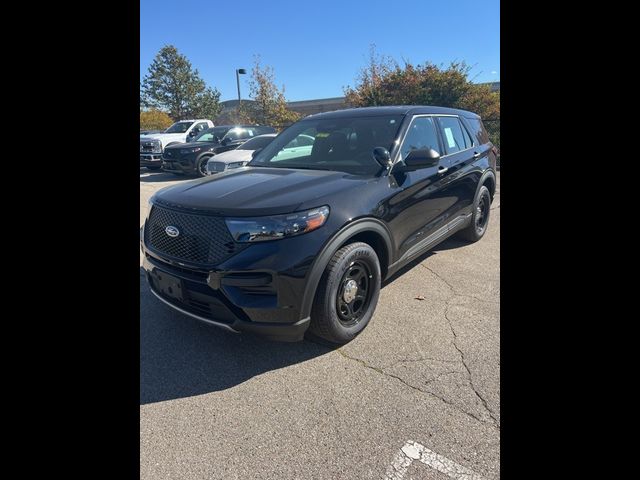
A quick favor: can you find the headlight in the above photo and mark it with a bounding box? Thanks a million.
[180,147,202,154]
[225,206,330,242]
[226,161,246,170]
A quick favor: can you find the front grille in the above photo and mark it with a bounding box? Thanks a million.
[140,139,161,153]
[145,205,247,266]
[207,161,226,173]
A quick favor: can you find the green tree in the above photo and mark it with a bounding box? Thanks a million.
[246,56,300,128]
[140,109,173,130]
[140,45,222,120]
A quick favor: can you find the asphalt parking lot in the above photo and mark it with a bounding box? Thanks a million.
[140,168,500,480]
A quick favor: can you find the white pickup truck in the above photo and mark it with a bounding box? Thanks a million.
[140,119,214,170]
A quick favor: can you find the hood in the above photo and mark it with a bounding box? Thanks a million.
[209,149,253,164]
[142,132,185,144]
[164,141,217,150]
[153,167,371,216]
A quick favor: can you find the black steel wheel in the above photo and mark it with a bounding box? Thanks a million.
[308,242,381,344]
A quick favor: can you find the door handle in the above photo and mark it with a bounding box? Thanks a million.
[438,166,448,174]
[473,152,481,159]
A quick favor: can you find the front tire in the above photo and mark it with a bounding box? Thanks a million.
[196,155,213,177]
[458,185,491,242]
[308,242,381,345]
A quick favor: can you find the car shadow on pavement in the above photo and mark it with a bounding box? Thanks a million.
[382,236,469,286]
[140,269,332,405]
[139,170,191,183]
[140,235,470,405]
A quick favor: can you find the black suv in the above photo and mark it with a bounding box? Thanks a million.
[141,106,497,344]
[162,125,277,176]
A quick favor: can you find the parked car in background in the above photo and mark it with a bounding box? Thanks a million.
[206,134,277,175]
[140,129,164,135]
[162,125,277,176]
[271,134,315,162]
[141,106,497,344]
[140,119,214,170]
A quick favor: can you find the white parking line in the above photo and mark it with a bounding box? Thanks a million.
[384,440,485,480]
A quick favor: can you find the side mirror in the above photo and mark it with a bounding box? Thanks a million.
[251,148,263,159]
[401,148,441,171]
[372,147,392,168]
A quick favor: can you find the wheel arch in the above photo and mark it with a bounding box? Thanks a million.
[299,218,394,320]
[479,169,496,200]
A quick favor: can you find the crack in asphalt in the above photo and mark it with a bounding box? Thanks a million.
[420,264,498,305]
[419,264,500,427]
[336,349,497,429]
[382,356,461,371]
[444,304,500,427]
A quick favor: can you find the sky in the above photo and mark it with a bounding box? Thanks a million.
[140,0,499,102]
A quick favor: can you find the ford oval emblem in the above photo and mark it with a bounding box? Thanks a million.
[165,225,180,237]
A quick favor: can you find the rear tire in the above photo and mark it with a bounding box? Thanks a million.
[457,185,491,242]
[308,242,381,345]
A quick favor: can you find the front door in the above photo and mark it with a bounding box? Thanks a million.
[386,115,459,261]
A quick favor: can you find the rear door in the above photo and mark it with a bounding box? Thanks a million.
[434,115,483,219]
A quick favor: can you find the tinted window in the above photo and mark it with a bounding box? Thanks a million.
[237,135,275,150]
[193,122,208,134]
[223,128,254,141]
[466,118,490,144]
[460,121,474,148]
[194,127,229,143]
[400,117,441,159]
[437,117,467,154]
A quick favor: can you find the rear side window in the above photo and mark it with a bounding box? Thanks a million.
[400,117,441,159]
[437,117,468,154]
[465,118,490,145]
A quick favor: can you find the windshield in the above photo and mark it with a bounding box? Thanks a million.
[238,135,276,150]
[249,115,403,175]
[222,127,254,142]
[164,121,194,133]
[194,127,231,143]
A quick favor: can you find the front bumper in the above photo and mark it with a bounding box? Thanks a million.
[161,152,198,174]
[140,154,162,167]
[140,238,318,342]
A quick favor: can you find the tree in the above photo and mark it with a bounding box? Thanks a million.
[246,56,300,128]
[344,46,500,148]
[140,109,173,130]
[140,45,222,120]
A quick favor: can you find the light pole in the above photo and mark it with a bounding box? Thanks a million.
[236,68,246,118]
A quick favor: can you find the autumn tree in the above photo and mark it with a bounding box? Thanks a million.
[246,57,300,128]
[140,109,173,130]
[344,46,500,149]
[141,45,222,120]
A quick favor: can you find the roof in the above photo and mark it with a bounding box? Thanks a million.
[302,105,481,120]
